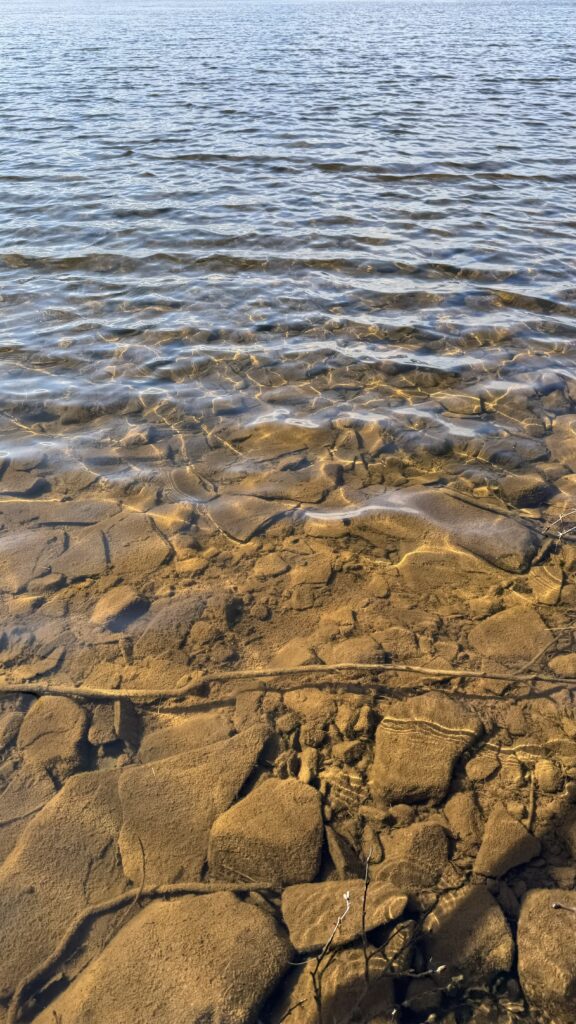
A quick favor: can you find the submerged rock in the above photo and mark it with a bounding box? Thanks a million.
[468,606,552,667]
[18,695,88,782]
[474,804,541,878]
[119,725,267,885]
[424,884,514,983]
[37,892,291,1024]
[208,777,323,886]
[271,946,395,1024]
[281,879,407,952]
[379,821,449,890]
[90,585,149,631]
[518,888,576,1024]
[371,694,482,805]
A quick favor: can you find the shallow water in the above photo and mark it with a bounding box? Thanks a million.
[2,3,576,1021]
[1,0,576,502]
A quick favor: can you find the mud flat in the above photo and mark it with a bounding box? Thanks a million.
[2,396,576,1023]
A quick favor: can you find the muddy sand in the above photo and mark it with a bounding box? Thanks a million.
[2,397,576,1023]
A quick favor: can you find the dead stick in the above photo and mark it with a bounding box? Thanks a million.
[0,661,574,705]
[7,880,277,1024]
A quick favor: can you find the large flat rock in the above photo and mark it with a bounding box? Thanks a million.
[468,606,552,667]
[37,892,291,1024]
[326,487,537,573]
[474,804,540,878]
[119,725,268,885]
[0,769,125,1002]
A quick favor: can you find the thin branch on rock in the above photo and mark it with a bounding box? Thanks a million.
[1,659,575,706]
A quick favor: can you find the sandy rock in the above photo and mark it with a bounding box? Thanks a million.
[234,462,337,503]
[444,791,483,848]
[0,765,56,861]
[206,494,291,542]
[424,884,514,983]
[87,704,117,746]
[209,778,323,886]
[292,557,333,586]
[371,694,482,805]
[271,946,396,1024]
[18,695,88,782]
[550,653,576,676]
[468,606,551,667]
[37,892,291,1024]
[474,804,540,878]
[351,488,537,573]
[324,636,384,664]
[282,879,407,953]
[498,472,552,508]
[283,688,336,726]
[52,527,108,581]
[0,769,125,1001]
[0,529,66,593]
[270,641,320,669]
[534,758,563,793]
[517,889,576,1024]
[465,750,500,782]
[253,552,289,578]
[138,711,232,762]
[379,821,449,890]
[325,825,363,879]
[91,585,149,631]
[105,513,172,574]
[119,725,267,885]
[133,594,205,659]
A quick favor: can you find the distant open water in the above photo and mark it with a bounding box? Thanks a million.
[0,0,576,494]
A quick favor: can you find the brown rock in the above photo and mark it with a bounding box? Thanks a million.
[119,725,267,885]
[208,778,323,886]
[0,769,125,1000]
[253,552,289,578]
[465,750,500,782]
[424,884,514,983]
[91,585,149,631]
[325,636,384,664]
[138,711,232,762]
[518,889,576,1024]
[271,946,395,1024]
[281,879,407,952]
[37,893,290,1024]
[474,804,540,878]
[105,513,172,574]
[468,606,551,667]
[133,595,205,659]
[444,791,483,848]
[206,494,291,542]
[371,694,482,805]
[18,696,88,782]
[379,822,449,890]
[283,688,336,726]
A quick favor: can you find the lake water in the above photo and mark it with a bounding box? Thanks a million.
[1,4,576,1020]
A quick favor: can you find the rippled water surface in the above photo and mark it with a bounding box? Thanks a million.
[1,0,576,491]
[4,5,576,1020]
[1,0,576,673]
